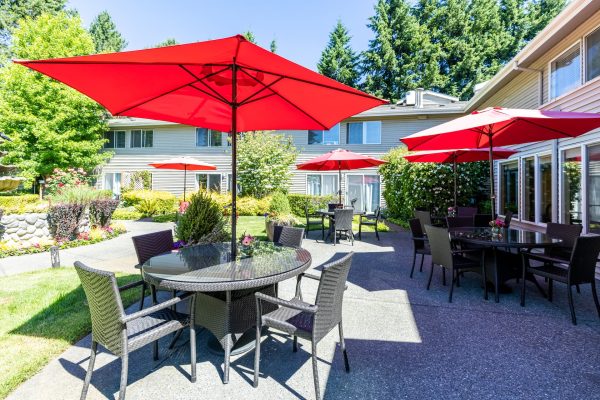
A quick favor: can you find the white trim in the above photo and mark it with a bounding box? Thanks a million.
[583,23,600,82]
[582,144,590,233]
[195,172,222,192]
[305,173,340,197]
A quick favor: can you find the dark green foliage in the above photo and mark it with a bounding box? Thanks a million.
[48,203,84,241]
[89,10,127,53]
[318,20,360,87]
[175,191,228,244]
[154,38,178,47]
[270,39,277,53]
[268,191,291,216]
[89,198,119,227]
[287,194,334,217]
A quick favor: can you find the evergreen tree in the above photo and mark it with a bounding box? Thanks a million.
[242,31,257,44]
[526,0,566,41]
[269,39,277,53]
[317,20,360,87]
[89,10,127,53]
[498,0,529,63]
[155,38,178,47]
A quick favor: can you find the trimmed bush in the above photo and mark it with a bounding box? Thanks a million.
[50,186,111,205]
[0,194,46,214]
[268,191,291,216]
[48,203,84,241]
[187,192,271,216]
[89,198,119,227]
[122,190,176,216]
[287,194,334,216]
[176,191,228,244]
[112,207,143,220]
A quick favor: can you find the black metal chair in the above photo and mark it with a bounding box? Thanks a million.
[253,252,354,400]
[358,206,381,240]
[473,214,493,227]
[75,262,196,400]
[521,235,600,325]
[277,226,305,248]
[332,208,354,246]
[304,205,324,239]
[131,230,175,310]
[409,218,430,278]
[457,206,478,218]
[446,216,473,230]
[424,225,486,302]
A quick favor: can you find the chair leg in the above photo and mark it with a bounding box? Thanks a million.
[481,253,488,301]
[138,282,146,311]
[350,230,354,246]
[576,284,581,294]
[419,254,425,272]
[311,341,320,400]
[410,251,416,278]
[223,338,231,384]
[333,229,336,246]
[426,262,434,290]
[118,353,128,400]
[190,307,197,383]
[293,335,298,352]
[591,280,600,318]
[442,268,446,286]
[375,223,380,240]
[339,322,350,373]
[253,323,261,387]
[150,284,157,305]
[568,285,577,325]
[448,270,455,303]
[358,223,362,240]
[456,269,461,287]
[168,329,183,349]
[80,341,98,400]
[153,340,158,361]
[548,279,553,302]
[520,254,527,307]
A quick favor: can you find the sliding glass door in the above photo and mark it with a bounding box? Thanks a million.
[561,148,582,225]
[346,174,380,213]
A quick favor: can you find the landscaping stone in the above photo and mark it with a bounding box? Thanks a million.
[0,213,53,244]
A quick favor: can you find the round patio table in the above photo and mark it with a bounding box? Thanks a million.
[142,242,312,384]
[450,227,562,303]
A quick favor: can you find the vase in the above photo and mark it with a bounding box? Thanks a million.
[491,226,501,236]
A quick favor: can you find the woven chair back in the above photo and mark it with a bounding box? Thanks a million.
[409,218,426,250]
[278,226,304,248]
[546,222,582,248]
[74,262,125,355]
[414,210,432,232]
[569,235,600,284]
[132,230,174,265]
[333,209,354,231]
[314,252,354,342]
[446,216,473,229]
[425,225,453,269]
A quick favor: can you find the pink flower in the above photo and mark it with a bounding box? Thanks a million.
[242,235,254,246]
[179,201,190,213]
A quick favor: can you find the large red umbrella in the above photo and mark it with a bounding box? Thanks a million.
[16,35,385,255]
[297,148,386,204]
[149,157,217,201]
[403,148,517,208]
[401,107,600,217]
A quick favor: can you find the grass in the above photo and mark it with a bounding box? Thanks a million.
[0,268,140,399]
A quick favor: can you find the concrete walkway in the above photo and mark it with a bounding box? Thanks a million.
[7,228,600,399]
[0,220,173,277]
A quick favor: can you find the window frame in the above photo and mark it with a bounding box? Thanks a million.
[305,173,339,197]
[130,129,153,148]
[103,130,126,149]
[196,173,222,192]
[346,121,382,145]
[308,124,340,145]
[585,25,600,84]
[196,128,223,147]
[548,40,582,102]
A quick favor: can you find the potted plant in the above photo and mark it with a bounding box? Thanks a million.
[265,192,298,241]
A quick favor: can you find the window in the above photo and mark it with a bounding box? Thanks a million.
[103,173,122,195]
[523,157,535,222]
[346,121,381,144]
[196,128,222,147]
[346,174,380,213]
[540,155,552,223]
[308,124,340,145]
[588,144,600,233]
[586,28,600,82]
[227,173,241,193]
[103,131,125,149]
[307,174,338,196]
[500,161,518,215]
[550,44,581,100]
[562,148,582,225]
[130,130,153,148]
[197,173,221,192]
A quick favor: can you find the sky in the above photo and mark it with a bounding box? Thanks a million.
[66,0,378,70]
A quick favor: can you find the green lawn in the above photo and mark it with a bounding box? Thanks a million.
[0,268,140,399]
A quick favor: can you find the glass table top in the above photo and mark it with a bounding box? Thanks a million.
[450,227,562,247]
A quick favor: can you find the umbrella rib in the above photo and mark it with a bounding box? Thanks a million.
[237,71,283,105]
[187,84,230,104]
[180,65,232,105]
[239,92,277,106]
[518,118,584,138]
[114,79,202,115]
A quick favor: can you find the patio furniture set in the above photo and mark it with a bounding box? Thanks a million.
[74,226,355,399]
[409,209,600,324]
[305,203,382,245]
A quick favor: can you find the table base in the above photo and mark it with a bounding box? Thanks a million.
[206,329,263,356]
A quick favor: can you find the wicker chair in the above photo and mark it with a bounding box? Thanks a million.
[521,235,600,324]
[544,222,582,260]
[498,210,513,228]
[253,252,354,400]
[358,207,381,240]
[278,226,305,248]
[131,230,175,310]
[457,206,478,218]
[425,225,486,302]
[74,262,196,400]
[446,216,473,230]
[304,205,324,239]
[332,208,354,246]
[409,218,430,278]
[414,210,433,232]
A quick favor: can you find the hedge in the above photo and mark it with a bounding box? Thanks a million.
[122,190,176,216]
[0,194,47,214]
[287,194,334,217]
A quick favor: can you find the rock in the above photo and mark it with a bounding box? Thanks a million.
[35,220,46,229]
[16,215,25,221]
[26,225,36,234]
[38,214,48,220]
[20,233,32,240]
[25,215,37,225]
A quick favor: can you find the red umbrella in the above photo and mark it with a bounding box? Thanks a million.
[149,157,217,201]
[16,35,385,255]
[297,148,386,204]
[403,148,517,208]
[401,107,600,217]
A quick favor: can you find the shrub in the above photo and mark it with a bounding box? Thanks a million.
[48,203,84,241]
[112,207,142,220]
[0,194,46,214]
[269,191,291,216]
[122,190,176,216]
[191,192,271,216]
[45,167,91,195]
[176,191,228,244]
[287,194,334,216]
[89,198,119,227]
[50,186,110,206]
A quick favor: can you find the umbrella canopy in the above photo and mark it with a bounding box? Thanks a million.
[297,148,386,204]
[403,148,517,208]
[16,35,385,256]
[401,107,600,217]
[149,157,217,201]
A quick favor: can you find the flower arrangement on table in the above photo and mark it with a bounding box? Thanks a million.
[489,218,505,236]
[448,206,456,217]
[238,232,288,259]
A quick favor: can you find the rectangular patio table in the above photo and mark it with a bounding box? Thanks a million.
[317,208,365,243]
[450,227,562,303]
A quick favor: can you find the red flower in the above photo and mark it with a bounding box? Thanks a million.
[58,183,64,187]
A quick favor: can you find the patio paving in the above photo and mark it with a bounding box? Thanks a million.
[7,227,600,399]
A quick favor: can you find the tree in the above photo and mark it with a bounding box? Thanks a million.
[88,10,127,53]
[0,12,110,184]
[242,31,257,44]
[362,0,424,102]
[155,38,178,47]
[236,131,298,198]
[526,0,566,42]
[317,20,360,87]
[0,0,66,63]
[269,39,277,53]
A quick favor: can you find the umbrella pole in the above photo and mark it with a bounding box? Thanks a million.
[338,161,342,204]
[183,165,187,202]
[488,135,496,219]
[453,155,457,209]
[231,62,238,258]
